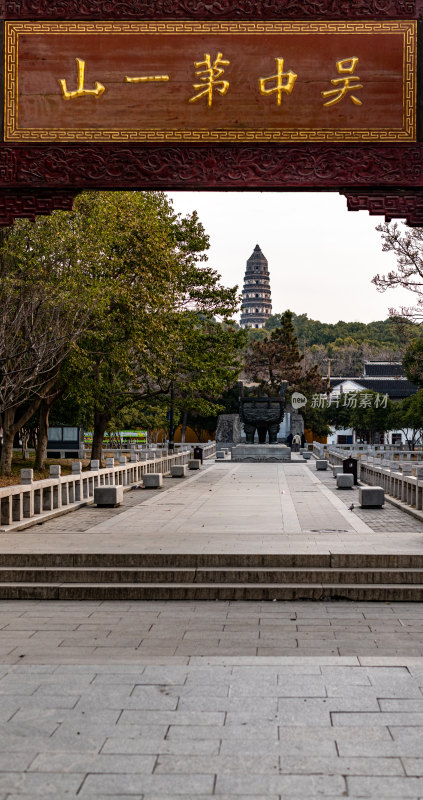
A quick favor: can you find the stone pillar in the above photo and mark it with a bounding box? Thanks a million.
[20,469,34,485]
[20,469,34,519]
[215,414,241,452]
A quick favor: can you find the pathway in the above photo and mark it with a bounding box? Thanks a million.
[0,461,423,797]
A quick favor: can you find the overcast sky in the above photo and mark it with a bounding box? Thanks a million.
[167,191,412,325]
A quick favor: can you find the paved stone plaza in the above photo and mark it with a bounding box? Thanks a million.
[1,460,423,555]
[1,462,423,797]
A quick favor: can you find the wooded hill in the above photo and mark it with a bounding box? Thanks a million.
[265,314,419,349]
[247,313,423,378]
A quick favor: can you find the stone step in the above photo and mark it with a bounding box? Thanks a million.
[2,552,423,568]
[1,567,423,585]
[0,582,422,601]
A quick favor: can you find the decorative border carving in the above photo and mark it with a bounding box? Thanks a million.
[2,143,423,190]
[5,20,416,144]
[0,164,423,227]
[0,191,78,225]
[1,1,422,20]
[343,191,423,226]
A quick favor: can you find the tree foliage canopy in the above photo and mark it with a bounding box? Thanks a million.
[0,191,245,472]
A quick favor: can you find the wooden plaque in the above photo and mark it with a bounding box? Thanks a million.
[4,20,417,143]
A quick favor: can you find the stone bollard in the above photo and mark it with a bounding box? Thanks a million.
[336,473,354,489]
[72,462,82,474]
[359,486,385,508]
[90,459,100,471]
[189,459,201,470]
[94,486,123,507]
[49,465,61,478]
[315,460,328,471]
[332,466,343,478]
[20,468,33,485]
[302,452,311,460]
[143,473,163,489]
[171,465,187,478]
[216,450,225,459]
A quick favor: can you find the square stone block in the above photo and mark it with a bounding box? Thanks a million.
[316,460,328,470]
[94,486,123,507]
[216,451,225,459]
[337,473,354,489]
[302,453,311,460]
[171,465,187,478]
[332,466,343,478]
[20,468,34,485]
[189,459,201,470]
[231,444,291,463]
[359,486,385,507]
[143,473,163,489]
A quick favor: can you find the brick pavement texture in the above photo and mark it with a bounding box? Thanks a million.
[0,602,423,797]
[0,464,423,796]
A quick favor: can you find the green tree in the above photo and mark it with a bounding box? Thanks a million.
[0,204,110,475]
[0,191,244,471]
[403,338,423,387]
[330,390,394,444]
[244,310,323,398]
[71,193,242,460]
[389,391,423,450]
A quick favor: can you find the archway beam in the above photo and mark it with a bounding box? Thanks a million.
[1,1,423,226]
[3,0,423,20]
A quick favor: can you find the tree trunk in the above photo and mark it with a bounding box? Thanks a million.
[91,411,111,461]
[35,399,51,471]
[181,410,188,443]
[0,407,16,475]
[34,389,64,471]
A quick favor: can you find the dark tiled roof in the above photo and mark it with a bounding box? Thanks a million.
[364,362,404,377]
[330,377,418,399]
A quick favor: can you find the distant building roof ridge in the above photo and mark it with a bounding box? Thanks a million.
[329,375,417,400]
[364,361,405,378]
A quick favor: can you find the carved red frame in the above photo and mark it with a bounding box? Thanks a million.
[1,0,423,226]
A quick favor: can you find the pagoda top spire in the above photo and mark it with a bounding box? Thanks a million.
[246,243,268,272]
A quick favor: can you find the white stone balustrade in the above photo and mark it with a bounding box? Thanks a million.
[321,442,423,514]
[0,442,216,531]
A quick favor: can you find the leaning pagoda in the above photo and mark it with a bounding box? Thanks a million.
[240,244,272,329]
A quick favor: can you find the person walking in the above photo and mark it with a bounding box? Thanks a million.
[292,433,301,453]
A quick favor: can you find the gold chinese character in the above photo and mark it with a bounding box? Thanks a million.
[125,75,169,84]
[259,58,297,105]
[59,58,105,99]
[189,53,229,107]
[322,57,363,107]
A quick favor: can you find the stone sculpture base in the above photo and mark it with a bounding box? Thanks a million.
[231,444,291,463]
[215,413,242,453]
